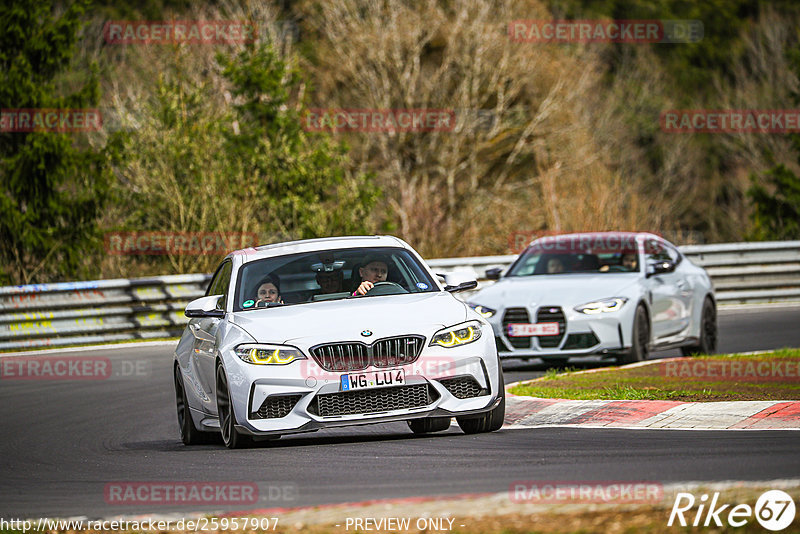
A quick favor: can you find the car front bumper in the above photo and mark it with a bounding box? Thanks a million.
[220,336,502,436]
[488,305,633,359]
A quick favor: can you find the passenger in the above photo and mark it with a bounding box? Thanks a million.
[353,256,389,296]
[255,274,283,306]
[316,269,344,294]
[546,257,565,274]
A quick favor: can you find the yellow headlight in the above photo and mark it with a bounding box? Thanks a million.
[235,344,306,365]
[431,322,482,348]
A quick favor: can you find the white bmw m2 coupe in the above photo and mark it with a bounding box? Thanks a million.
[174,236,505,448]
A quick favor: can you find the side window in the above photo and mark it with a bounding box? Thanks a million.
[646,244,671,263]
[206,261,233,309]
[206,263,224,296]
[215,262,233,309]
[665,245,681,264]
[646,242,681,266]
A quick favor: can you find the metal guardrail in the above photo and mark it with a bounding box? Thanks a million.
[0,275,211,350]
[0,241,797,351]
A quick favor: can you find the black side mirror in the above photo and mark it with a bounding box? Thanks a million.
[445,280,478,293]
[646,260,676,278]
[485,267,503,280]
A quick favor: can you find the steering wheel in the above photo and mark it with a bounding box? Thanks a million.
[364,281,409,296]
[606,265,628,272]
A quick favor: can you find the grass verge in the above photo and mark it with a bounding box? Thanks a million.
[509,349,800,401]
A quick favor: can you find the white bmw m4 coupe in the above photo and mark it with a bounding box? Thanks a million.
[174,236,505,448]
[468,232,717,365]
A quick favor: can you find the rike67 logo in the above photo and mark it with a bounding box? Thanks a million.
[668,490,796,531]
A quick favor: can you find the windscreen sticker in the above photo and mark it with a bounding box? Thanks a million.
[416,282,429,290]
[242,299,254,308]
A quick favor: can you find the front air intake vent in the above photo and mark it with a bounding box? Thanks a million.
[252,394,301,419]
[308,384,438,417]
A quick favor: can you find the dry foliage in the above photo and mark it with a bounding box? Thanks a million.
[297,0,702,256]
[71,0,800,279]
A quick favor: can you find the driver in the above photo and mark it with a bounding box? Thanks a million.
[353,256,389,296]
[600,252,638,272]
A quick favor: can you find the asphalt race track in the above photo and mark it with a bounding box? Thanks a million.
[1,305,799,518]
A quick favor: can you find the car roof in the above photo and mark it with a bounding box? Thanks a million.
[526,231,668,252]
[530,231,665,242]
[226,235,411,263]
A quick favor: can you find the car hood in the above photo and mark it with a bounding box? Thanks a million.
[470,274,640,307]
[230,292,468,344]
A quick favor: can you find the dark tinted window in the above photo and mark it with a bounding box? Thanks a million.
[206,260,232,309]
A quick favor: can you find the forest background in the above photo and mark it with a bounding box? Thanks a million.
[2,0,799,284]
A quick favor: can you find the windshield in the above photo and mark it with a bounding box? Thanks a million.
[507,245,641,276]
[233,246,437,311]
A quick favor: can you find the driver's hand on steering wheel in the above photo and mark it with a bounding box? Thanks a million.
[354,280,374,296]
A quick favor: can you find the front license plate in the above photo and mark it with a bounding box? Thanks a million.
[340,369,405,391]
[507,322,560,337]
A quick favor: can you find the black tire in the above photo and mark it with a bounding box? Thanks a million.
[681,298,717,356]
[216,364,253,449]
[174,365,214,445]
[408,417,452,434]
[457,368,505,434]
[618,305,650,365]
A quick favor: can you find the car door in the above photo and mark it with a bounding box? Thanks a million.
[190,260,232,409]
[645,244,687,340]
[669,246,696,337]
